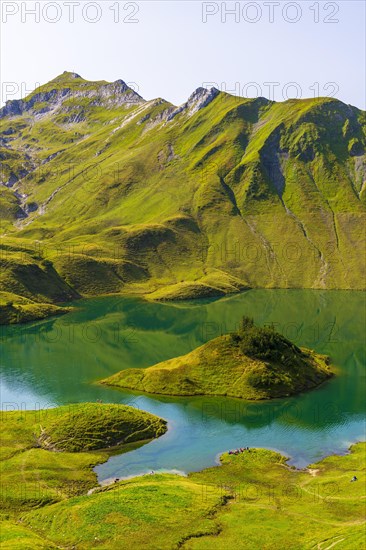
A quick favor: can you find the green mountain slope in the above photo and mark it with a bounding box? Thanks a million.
[1,72,365,319]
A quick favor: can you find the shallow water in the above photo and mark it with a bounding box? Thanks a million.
[1,289,365,480]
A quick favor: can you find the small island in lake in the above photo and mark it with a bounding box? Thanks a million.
[102,317,333,400]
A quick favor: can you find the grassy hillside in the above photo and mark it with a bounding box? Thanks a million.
[0,238,79,324]
[0,73,365,322]
[0,399,364,549]
[102,317,333,399]
[1,442,364,549]
[185,444,366,550]
[37,402,167,452]
[0,291,73,324]
[0,403,167,510]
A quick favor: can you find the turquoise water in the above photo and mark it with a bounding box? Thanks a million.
[0,290,365,481]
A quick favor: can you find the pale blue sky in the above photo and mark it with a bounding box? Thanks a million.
[1,1,365,108]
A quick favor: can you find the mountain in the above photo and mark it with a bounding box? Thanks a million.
[0,72,365,321]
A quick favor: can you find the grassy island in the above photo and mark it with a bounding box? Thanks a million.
[102,317,333,399]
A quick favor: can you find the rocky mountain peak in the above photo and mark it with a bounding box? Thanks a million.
[58,71,82,79]
[0,74,144,120]
[167,86,220,122]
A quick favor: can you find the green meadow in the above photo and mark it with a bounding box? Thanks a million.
[0,403,167,510]
[0,403,364,549]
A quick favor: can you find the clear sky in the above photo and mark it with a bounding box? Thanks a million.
[1,0,365,108]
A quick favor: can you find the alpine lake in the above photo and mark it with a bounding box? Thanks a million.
[1,289,365,482]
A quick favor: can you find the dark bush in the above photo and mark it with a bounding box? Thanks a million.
[247,368,283,388]
[235,316,301,361]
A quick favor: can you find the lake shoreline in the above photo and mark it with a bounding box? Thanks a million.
[93,440,365,489]
[2,285,365,326]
